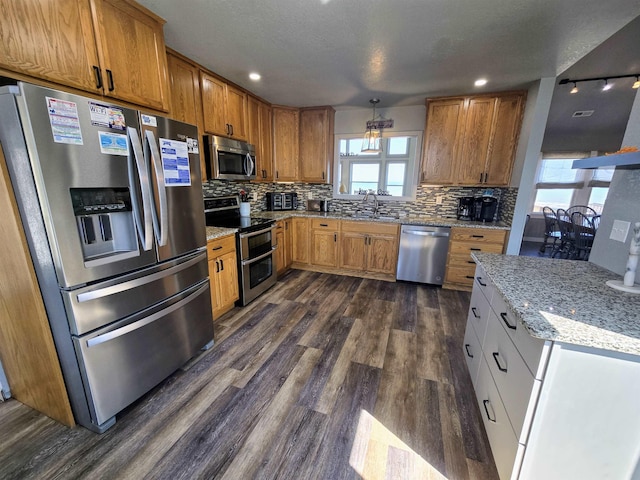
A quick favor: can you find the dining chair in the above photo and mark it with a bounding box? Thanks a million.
[539,206,561,256]
[570,211,595,260]
[552,208,575,258]
[566,205,598,218]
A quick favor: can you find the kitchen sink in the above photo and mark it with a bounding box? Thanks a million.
[348,212,400,221]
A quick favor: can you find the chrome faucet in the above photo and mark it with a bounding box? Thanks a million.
[362,190,379,215]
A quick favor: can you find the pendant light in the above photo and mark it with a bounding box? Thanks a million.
[362,98,382,153]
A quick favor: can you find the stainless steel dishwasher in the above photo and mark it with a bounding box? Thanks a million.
[396,225,451,285]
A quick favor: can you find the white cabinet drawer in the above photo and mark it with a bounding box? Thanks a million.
[484,309,538,440]
[491,291,545,378]
[475,356,519,480]
[468,284,491,346]
[463,319,483,388]
[474,264,494,302]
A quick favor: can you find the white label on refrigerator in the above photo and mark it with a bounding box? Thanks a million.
[88,102,126,130]
[187,137,199,154]
[140,114,157,127]
[159,138,191,186]
[98,131,128,156]
[46,97,83,145]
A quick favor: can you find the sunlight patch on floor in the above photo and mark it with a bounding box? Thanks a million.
[350,409,447,480]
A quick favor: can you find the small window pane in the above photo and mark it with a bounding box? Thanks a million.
[533,189,574,212]
[386,163,406,195]
[351,163,379,194]
[537,159,581,183]
[589,187,609,214]
[388,137,409,155]
[386,185,404,196]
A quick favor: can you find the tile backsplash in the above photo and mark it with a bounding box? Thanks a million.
[202,180,517,225]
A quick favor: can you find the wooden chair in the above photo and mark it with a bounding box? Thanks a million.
[566,205,598,218]
[540,206,561,256]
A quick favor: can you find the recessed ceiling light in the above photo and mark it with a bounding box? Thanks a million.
[249,72,261,81]
[474,78,487,87]
[602,79,612,91]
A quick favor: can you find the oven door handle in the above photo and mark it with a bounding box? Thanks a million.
[238,224,275,239]
[241,246,276,266]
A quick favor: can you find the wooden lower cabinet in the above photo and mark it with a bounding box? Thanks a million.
[206,235,239,318]
[339,221,399,276]
[444,227,508,290]
[310,219,339,267]
[275,219,292,275]
[291,217,309,265]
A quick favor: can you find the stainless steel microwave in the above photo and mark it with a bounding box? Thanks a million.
[204,135,256,180]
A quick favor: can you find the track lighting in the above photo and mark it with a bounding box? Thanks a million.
[559,73,640,93]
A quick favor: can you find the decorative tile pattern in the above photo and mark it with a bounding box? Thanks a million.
[474,253,640,355]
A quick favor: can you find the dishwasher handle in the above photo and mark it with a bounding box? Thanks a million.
[402,229,450,238]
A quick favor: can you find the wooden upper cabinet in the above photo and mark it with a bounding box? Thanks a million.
[421,92,525,186]
[299,106,335,184]
[0,0,100,92]
[90,0,170,111]
[248,95,273,181]
[421,98,465,184]
[167,51,202,128]
[200,72,247,141]
[272,106,299,182]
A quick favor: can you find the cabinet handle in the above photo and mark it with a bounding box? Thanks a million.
[276,171,279,179]
[93,66,103,89]
[320,223,328,227]
[471,235,484,238]
[220,259,224,271]
[465,275,474,279]
[322,171,325,180]
[492,352,508,372]
[106,69,114,91]
[467,260,475,264]
[484,172,488,183]
[476,276,487,286]
[230,124,234,136]
[464,344,473,358]
[334,233,337,242]
[500,312,516,330]
[215,260,220,273]
[470,247,482,251]
[211,245,223,251]
[482,399,496,423]
[479,173,483,183]
[471,307,480,319]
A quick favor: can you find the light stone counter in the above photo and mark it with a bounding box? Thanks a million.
[205,226,237,241]
[473,253,640,355]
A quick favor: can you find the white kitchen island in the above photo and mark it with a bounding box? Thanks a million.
[466,253,640,480]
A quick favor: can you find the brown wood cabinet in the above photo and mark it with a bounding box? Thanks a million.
[421,92,525,186]
[443,227,508,290]
[291,217,309,265]
[339,221,399,276]
[248,96,273,181]
[310,219,339,267]
[206,235,239,318]
[200,72,248,141]
[0,0,171,111]
[272,106,299,181]
[275,219,292,275]
[299,106,335,184]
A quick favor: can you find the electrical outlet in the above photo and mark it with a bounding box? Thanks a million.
[307,192,313,200]
[610,219,631,243]
[252,192,257,201]
[436,195,443,205]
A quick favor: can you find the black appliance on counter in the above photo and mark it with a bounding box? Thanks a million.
[473,196,498,222]
[204,196,277,306]
[265,192,298,211]
[457,196,475,221]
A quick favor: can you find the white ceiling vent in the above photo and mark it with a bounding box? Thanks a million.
[572,110,594,117]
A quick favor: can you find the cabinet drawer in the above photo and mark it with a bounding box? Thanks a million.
[473,264,494,303]
[490,291,545,378]
[311,218,339,230]
[342,221,398,235]
[451,228,507,244]
[207,235,236,259]
[483,309,537,439]
[468,285,491,346]
[449,241,505,255]
[447,252,478,269]
[444,265,476,286]
[463,319,483,388]
[475,356,519,480]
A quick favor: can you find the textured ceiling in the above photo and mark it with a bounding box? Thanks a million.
[137,0,640,109]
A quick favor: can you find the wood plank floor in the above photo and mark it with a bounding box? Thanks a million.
[0,270,498,480]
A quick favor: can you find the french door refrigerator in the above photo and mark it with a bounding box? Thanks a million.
[0,82,213,432]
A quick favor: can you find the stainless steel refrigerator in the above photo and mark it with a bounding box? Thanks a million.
[0,82,214,432]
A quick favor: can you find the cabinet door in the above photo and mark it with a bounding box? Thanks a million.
[91,0,170,111]
[367,234,398,275]
[226,84,247,141]
[167,52,202,128]
[208,259,221,312]
[299,107,334,183]
[0,0,100,93]
[484,94,524,186]
[311,230,338,267]
[217,251,239,311]
[291,218,309,264]
[421,98,465,184]
[201,72,227,136]
[272,107,299,181]
[339,232,367,271]
[283,219,292,269]
[457,97,495,185]
[275,222,286,275]
[248,97,273,182]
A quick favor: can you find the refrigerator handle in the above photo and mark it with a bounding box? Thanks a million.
[144,130,169,247]
[127,127,153,251]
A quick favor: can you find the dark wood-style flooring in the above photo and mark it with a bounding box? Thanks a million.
[0,270,498,480]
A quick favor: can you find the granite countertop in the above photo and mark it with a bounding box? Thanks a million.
[473,253,640,356]
[205,226,237,240]
[257,211,511,230]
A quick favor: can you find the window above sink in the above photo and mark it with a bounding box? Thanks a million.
[333,131,422,202]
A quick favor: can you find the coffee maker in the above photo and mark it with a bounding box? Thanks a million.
[473,196,498,222]
[457,196,475,221]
